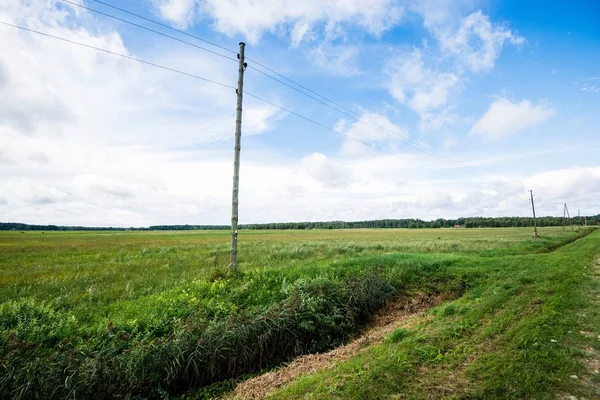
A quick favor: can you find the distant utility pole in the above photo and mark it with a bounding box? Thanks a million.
[529,190,538,238]
[563,203,573,231]
[230,42,246,271]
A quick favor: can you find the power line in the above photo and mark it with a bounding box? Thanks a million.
[0,21,405,163]
[244,92,398,157]
[243,95,463,179]
[83,0,361,122]
[247,58,365,119]
[244,92,458,179]
[87,0,236,55]
[248,65,474,174]
[67,0,474,174]
[0,21,236,90]
[60,0,238,63]
[247,65,413,143]
[66,0,412,154]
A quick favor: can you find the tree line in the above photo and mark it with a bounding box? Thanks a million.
[1,215,597,231]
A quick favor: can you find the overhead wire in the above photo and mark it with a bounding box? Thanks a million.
[64,0,417,156]
[243,92,398,157]
[247,65,473,174]
[60,1,415,152]
[0,21,236,89]
[86,0,237,55]
[0,20,409,164]
[65,0,475,175]
[60,0,237,63]
[245,62,473,173]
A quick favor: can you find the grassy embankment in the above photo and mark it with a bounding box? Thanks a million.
[271,228,600,399]
[0,227,597,399]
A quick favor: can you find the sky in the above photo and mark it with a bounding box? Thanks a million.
[0,0,599,226]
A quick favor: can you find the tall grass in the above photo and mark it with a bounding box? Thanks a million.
[0,263,427,398]
[0,227,587,398]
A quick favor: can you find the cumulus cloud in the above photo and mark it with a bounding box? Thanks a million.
[470,98,556,139]
[1,0,597,227]
[151,0,197,29]
[525,167,600,199]
[28,152,49,165]
[0,151,16,165]
[0,0,280,226]
[442,136,457,149]
[385,6,524,130]
[308,44,361,77]
[419,190,454,209]
[149,0,403,79]
[335,112,407,156]
[385,49,460,128]
[437,11,525,73]
[301,152,352,188]
[152,0,404,45]
[153,1,524,134]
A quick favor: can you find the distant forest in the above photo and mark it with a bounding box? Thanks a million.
[1,215,598,231]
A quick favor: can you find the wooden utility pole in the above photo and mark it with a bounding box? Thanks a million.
[563,203,573,231]
[529,190,538,238]
[230,42,246,271]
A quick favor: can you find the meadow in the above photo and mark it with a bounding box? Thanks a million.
[0,227,598,399]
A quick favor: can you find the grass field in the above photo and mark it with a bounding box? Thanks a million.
[0,227,599,399]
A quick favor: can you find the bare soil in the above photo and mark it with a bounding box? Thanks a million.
[225,292,444,400]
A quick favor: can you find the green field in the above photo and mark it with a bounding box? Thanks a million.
[0,227,599,399]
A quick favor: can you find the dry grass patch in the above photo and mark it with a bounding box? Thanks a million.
[226,293,443,400]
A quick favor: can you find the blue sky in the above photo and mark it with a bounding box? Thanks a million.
[0,0,598,226]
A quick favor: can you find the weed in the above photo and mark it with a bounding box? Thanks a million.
[387,328,410,343]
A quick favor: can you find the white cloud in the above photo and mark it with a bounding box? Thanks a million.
[28,152,50,165]
[308,44,361,77]
[437,10,525,73]
[0,0,280,226]
[581,77,600,93]
[1,0,598,227]
[2,137,600,224]
[419,190,454,209]
[385,49,460,129]
[0,0,280,143]
[152,0,403,45]
[412,0,474,31]
[149,0,402,79]
[151,0,197,29]
[301,152,352,188]
[524,167,600,200]
[385,6,524,130]
[470,98,556,139]
[335,112,407,156]
[442,136,457,149]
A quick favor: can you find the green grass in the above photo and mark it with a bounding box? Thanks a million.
[0,227,597,399]
[270,228,600,400]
